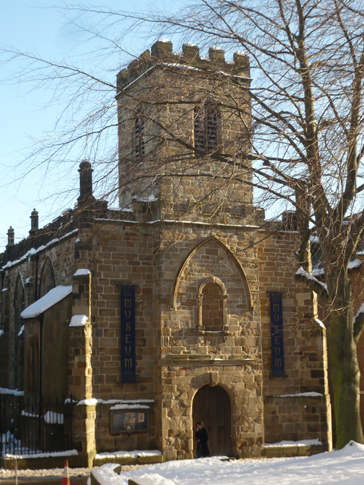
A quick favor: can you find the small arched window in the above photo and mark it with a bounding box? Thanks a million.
[198,277,228,333]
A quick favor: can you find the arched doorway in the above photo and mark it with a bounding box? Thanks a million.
[193,385,232,456]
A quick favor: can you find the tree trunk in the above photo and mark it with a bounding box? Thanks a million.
[326,274,364,449]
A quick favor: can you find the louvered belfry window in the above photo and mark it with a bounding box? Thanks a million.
[134,113,145,158]
[194,104,219,153]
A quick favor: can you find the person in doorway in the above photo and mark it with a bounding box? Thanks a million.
[196,421,210,458]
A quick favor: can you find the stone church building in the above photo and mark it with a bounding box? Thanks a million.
[0,40,334,465]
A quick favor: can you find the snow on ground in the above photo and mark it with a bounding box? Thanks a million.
[2,442,364,484]
[92,441,364,485]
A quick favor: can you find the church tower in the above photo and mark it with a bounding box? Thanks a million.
[116,39,261,226]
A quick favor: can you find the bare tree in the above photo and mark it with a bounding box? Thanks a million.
[3,0,364,448]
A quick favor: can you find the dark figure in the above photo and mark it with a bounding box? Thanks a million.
[196,421,210,458]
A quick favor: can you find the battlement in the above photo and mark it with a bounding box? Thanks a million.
[117,39,250,90]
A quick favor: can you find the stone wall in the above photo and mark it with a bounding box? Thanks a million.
[83,220,157,401]
[258,229,331,448]
[264,394,329,442]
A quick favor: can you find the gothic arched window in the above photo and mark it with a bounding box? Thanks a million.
[39,258,56,298]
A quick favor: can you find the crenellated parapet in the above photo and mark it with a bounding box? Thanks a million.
[117,39,250,90]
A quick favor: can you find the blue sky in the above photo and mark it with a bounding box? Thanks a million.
[0,0,179,249]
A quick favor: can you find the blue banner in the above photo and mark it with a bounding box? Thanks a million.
[120,285,136,383]
[269,292,285,377]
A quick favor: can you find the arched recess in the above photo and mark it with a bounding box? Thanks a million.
[39,258,56,298]
[193,384,232,456]
[172,236,252,311]
[198,276,228,332]
[13,273,25,390]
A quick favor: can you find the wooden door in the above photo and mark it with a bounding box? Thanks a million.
[193,385,232,456]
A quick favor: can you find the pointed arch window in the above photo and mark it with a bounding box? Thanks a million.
[39,258,56,298]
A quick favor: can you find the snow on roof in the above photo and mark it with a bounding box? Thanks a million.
[73,269,90,276]
[2,229,78,270]
[95,218,259,230]
[21,286,72,319]
[296,266,328,293]
[349,258,362,270]
[70,315,88,327]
